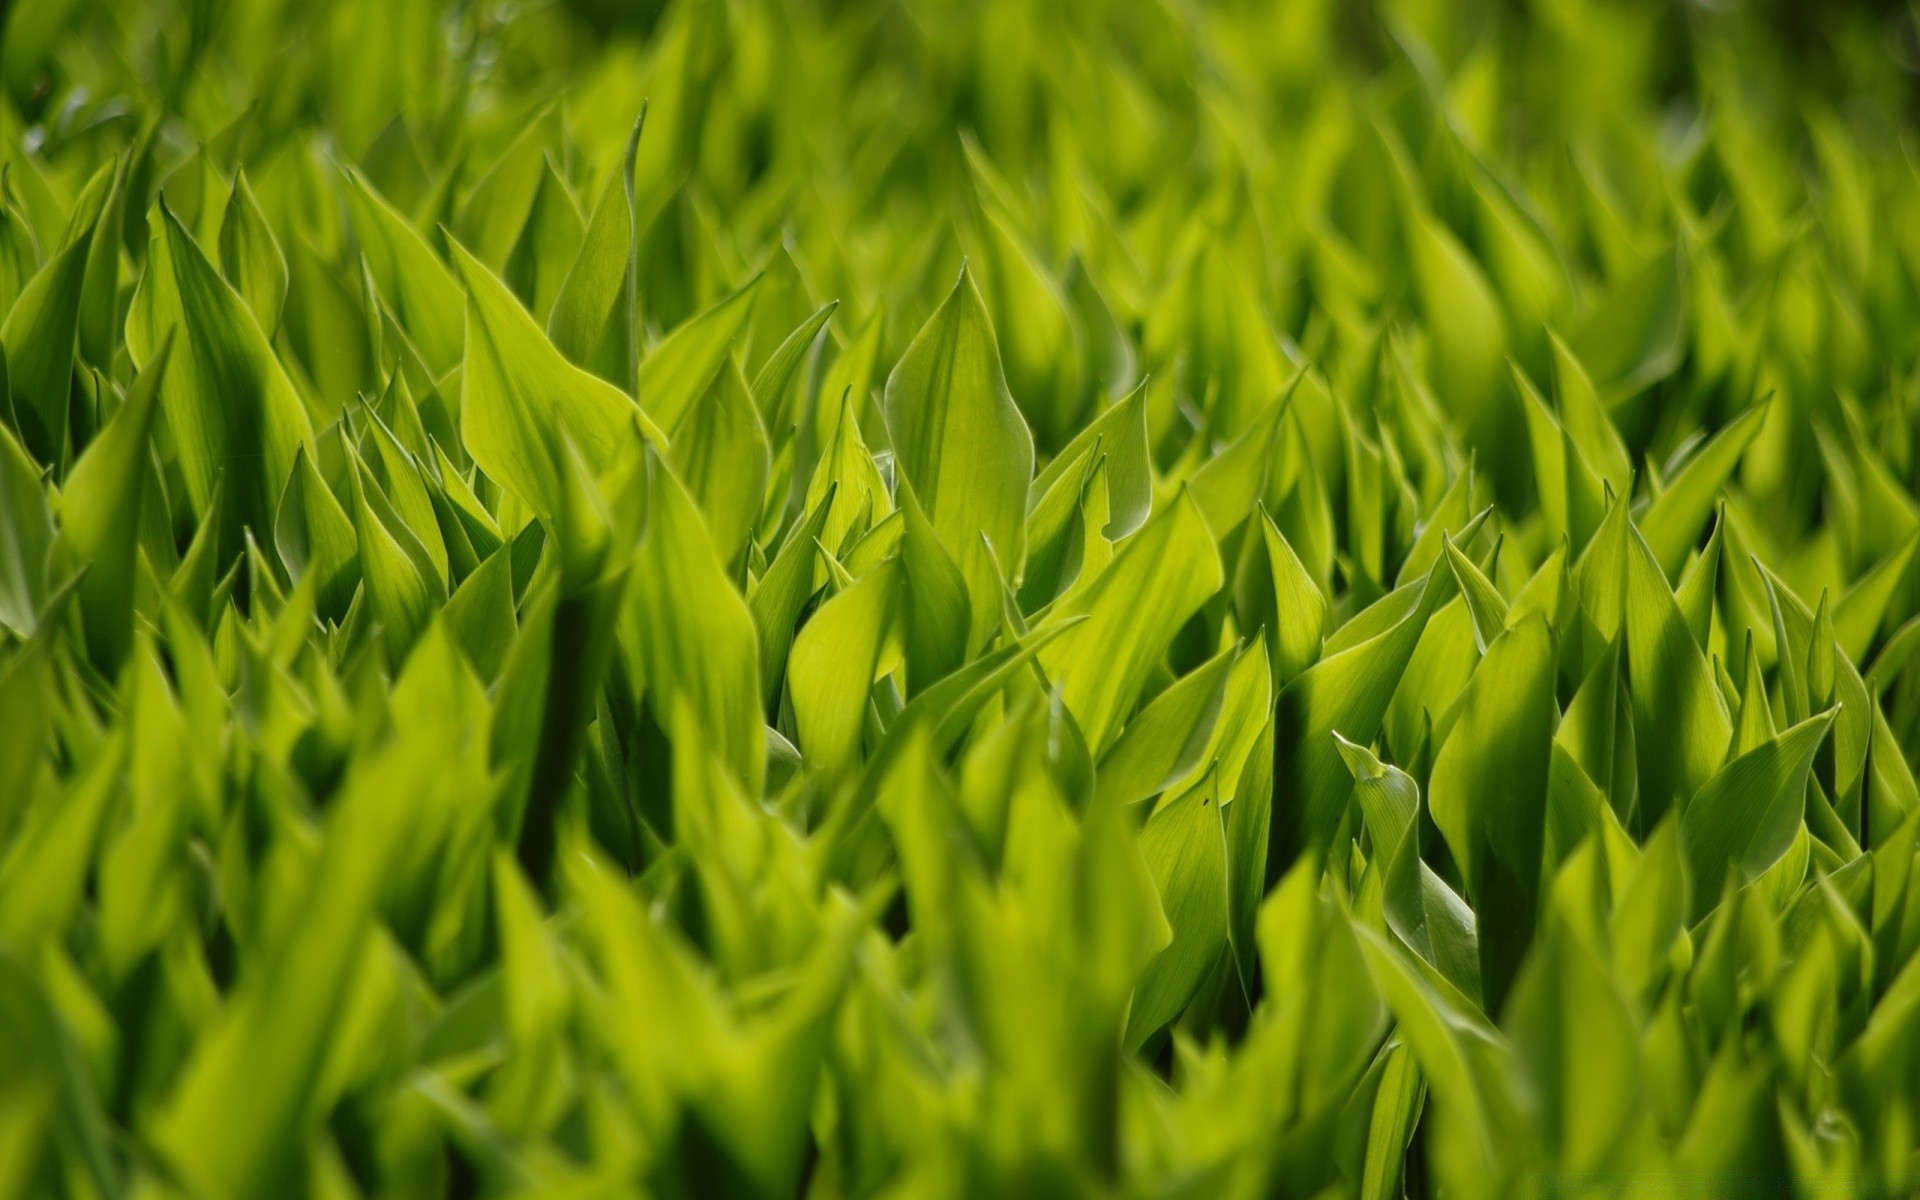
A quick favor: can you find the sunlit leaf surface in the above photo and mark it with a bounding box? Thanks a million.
[1,2,1919,1196]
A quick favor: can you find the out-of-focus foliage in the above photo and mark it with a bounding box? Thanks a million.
[4,0,1920,1195]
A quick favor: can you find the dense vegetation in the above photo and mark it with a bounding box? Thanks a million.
[4,0,1920,1195]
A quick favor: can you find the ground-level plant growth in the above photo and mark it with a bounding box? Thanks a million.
[4,0,1920,1195]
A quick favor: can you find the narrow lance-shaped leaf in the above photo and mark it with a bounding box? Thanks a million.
[274,443,360,620]
[453,240,663,526]
[898,478,971,692]
[0,421,54,636]
[126,200,315,553]
[1039,488,1223,755]
[346,443,446,667]
[1681,708,1837,921]
[885,264,1037,649]
[1125,766,1229,1049]
[1272,562,1457,868]
[751,299,838,425]
[669,354,771,568]
[747,498,834,707]
[1624,523,1731,829]
[219,169,289,339]
[789,559,900,777]
[1030,378,1152,541]
[1502,914,1642,1172]
[1547,330,1631,495]
[1429,615,1557,1015]
[1261,509,1329,687]
[149,734,438,1199]
[0,210,90,460]
[343,166,465,375]
[1094,645,1235,811]
[639,273,763,435]
[549,107,645,391]
[75,154,128,375]
[1640,401,1768,579]
[623,453,765,796]
[0,734,126,947]
[57,332,172,668]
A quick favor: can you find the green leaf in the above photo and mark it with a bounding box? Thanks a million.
[126,199,315,551]
[1189,388,1289,537]
[274,443,360,621]
[1019,442,1102,611]
[57,332,171,667]
[1546,330,1631,495]
[804,384,890,562]
[149,732,437,1200]
[1039,488,1222,754]
[1031,379,1152,541]
[1609,815,1688,1005]
[0,420,53,636]
[1094,645,1234,810]
[1429,616,1556,1013]
[747,499,833,708]
[441,545,517,683]
[343,167,465,375]
[505,152,587,324]
[219,169,288,339]
[1517,362,1607,552]
[0,734,124,947]
[1273,563,1456,864]
[74,156,126,375]
[452,240,662,525]
[360,399,448,582]
[1681,708,1837,920]
[638,273,762,435]
[884,265,1037,650]
[0,212,88,460]
[1441,535,1509,652]
[789,559,899,777]
[548,109,644,391]
[623,454,764,796]
[1125,766,1229,1049]
[347,443,446,666]
[750,300,838,423]
[669,355,770,568]
[1502,915,1641,1171]
[973,198,1085,449]
[1640,401,1768,579]
[899,479,971,692]
[1834,531,1919,663]
[1568,243,1687,398]
[1405,203,1511,495]
[0,175,41,321]
[1225,715,1276,988]
[453,104,560,272]
[1351,921,1505,1186]
[1624,523,1731,829]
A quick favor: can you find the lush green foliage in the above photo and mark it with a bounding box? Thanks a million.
[5,0,1920,1196]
